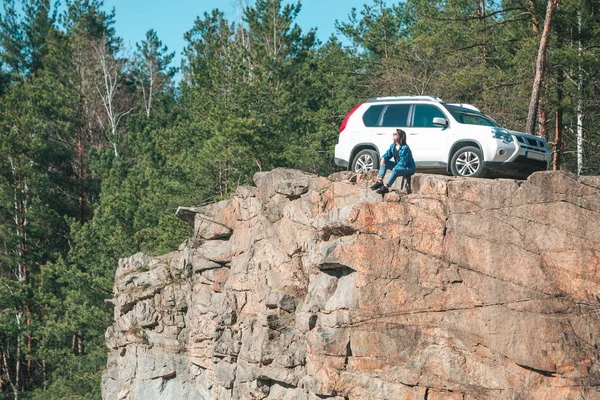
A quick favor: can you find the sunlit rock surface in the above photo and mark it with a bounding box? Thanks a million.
[102,168,600,400]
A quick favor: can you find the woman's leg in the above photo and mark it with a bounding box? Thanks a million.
[372,160,397,190]
[375,161,399,193]
[377,160,396,180]
[387,165,415,187]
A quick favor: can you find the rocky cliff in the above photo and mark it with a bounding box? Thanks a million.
[102,168,600,400]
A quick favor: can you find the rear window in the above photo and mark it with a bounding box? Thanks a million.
[381,104,411,127]
[362,105,385,127]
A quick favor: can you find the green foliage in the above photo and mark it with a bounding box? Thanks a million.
[337,0,409,58]
[132,29,177,118]
[0,0,26,77]
[2,0,600,397]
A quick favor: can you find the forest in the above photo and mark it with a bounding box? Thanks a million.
[0,0,599,398]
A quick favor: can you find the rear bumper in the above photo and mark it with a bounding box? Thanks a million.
[334,157,349,168]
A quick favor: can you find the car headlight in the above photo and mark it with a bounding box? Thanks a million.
[492,128,514,144]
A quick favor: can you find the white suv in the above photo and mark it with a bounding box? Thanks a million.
[334,96,550,178]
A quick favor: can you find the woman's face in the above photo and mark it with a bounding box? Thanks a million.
[393,131,400,142]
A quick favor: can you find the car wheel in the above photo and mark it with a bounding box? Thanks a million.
[351,149,378,173]
[450,146,486,177]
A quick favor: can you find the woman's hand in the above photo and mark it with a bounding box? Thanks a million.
[380,159,384,166]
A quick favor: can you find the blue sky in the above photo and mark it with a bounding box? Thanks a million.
[101,0,369,66]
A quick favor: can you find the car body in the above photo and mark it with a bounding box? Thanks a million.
[334,96,551,179]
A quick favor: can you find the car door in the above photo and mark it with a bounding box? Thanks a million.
[359,104,386,156]
[376,103,411,157]
[406,104,448,166]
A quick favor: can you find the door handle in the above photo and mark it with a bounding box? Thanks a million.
[408,132,418,135]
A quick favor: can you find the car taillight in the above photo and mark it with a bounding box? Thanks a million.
[340,104,361,133]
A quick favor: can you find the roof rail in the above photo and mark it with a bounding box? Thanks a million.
[366,96,444,103]
[449,103,480,112]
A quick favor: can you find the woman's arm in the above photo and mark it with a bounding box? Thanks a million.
[398,145,411,168]
[382,144,393,161]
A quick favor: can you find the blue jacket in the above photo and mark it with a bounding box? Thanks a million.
[382,143,416,170]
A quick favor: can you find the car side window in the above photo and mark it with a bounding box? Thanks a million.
[413,105,446,128]
[381,104,410,127]
[362,105,385,127]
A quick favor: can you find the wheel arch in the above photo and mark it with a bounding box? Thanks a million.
[349,143,380,170]
[447,140,483,173]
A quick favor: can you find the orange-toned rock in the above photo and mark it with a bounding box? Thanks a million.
[103,169,600,400]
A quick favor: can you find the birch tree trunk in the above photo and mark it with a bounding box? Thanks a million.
[11,151,28,399]
[577,101,583,174]
[2,343,19,400]
[15,332,20,400]
[93,36,132,157]
[576,9,584,175]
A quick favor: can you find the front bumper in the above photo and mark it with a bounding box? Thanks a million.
[485,132,550,178]
[485,156,549,179]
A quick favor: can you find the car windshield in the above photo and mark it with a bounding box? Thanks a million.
[445,105,501,127]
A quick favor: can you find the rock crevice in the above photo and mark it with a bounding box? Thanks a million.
[102,169,600,400]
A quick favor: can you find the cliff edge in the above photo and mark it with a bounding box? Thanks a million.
[102,168,600,400]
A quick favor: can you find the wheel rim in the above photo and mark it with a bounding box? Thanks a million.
[354,154,374,173]
[455,151,481,176]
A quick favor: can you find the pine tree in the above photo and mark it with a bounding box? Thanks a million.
[133,29,177,118]
[181,9,257,196]
[0,75,65,400]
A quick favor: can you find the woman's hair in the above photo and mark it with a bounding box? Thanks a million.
[396,129,407,145]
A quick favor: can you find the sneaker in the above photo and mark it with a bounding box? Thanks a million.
[376,186,389,194]
[370,181,384,190]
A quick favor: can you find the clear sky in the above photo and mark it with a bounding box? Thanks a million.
[101,0,369,66]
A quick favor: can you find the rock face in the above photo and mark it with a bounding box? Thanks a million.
[102,168,600,400]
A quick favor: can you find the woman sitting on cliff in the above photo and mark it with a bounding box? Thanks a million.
[370,129,416,194]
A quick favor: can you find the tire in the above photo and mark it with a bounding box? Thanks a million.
[351,149,378,173]
[450,146,486,177]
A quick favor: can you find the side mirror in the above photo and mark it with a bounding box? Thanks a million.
[433,117,448,127]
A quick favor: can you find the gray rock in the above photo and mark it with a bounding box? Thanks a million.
[103,169,600,400]
[214,361,236,389]
[175,206,202,226]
